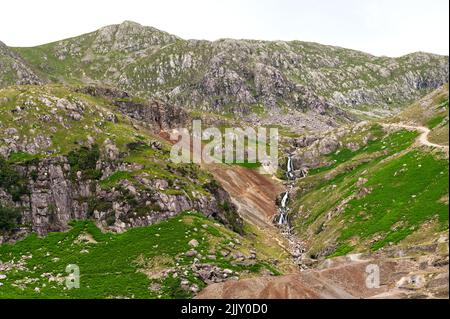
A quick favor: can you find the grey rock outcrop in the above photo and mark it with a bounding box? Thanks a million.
[0,41,44,87]
[2,22,448,123]
[115,99,189,131]
[1,152,242,237]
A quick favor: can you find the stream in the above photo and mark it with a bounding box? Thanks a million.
[274,155,307,269]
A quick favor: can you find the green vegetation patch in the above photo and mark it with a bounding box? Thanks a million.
[67,145,102,181]
[0,157,29,201]
[0,205,22,232]
[426,114,446,129]
[0,212,278,299]
[339,150,449,251]
[99,171,134,189]
[310,128,418,175]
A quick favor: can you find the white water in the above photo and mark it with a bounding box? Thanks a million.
[286,156,294,180]
[278,157,294,225]
[281,191,289,208]
[275,156,306,268]
[276,156,297,225]
[278,214,284,225]
[278,191,289,225]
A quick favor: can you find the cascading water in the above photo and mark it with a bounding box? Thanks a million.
[286,156,294,180]
[274,155,307,269]
[277,155,295,225]
[281,191,289,207]
[277,156,294,225]
[278,191,289,225]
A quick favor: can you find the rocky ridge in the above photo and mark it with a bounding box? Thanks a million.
[2,21,447,131]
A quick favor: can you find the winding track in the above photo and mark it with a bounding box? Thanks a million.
[382,123,449,151]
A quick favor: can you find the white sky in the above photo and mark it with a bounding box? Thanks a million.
[0,0,448,57]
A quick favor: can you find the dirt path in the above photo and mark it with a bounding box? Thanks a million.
[383,123,449,151]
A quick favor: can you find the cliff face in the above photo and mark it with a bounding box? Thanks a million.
[5,21,448,121]
[0,85,243,241]
[0,155,239,238]
[115,99,190,131]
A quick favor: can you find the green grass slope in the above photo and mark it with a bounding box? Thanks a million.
[291,120,449,258]
[0,211,284,298]
[395,84,449,145]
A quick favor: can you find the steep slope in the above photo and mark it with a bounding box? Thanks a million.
[283,86,449,259]
[0,84,243,239]
[7,21,449,126]
[0,211,290,298]
[0,41,43,87]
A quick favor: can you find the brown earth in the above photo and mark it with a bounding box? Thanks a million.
[207,164,284,228]
[159,130,285,228]
[161,130,449,299]
[197,250,449,299]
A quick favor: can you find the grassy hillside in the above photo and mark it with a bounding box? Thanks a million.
[395,85,449,145]
[0,211,286,298]
[291,118,449,258]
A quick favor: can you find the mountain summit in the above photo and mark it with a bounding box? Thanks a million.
[0,21,446,130]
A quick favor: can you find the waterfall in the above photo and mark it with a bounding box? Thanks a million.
[278,191,289,225]
[281,191,289,208]
[276,156,306,268]
[286,156,294,180]
[276,156,296,226]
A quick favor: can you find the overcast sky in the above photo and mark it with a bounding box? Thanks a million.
[1,0,448,57]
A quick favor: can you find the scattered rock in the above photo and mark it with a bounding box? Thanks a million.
[188,239,199,248]
[185,250,197,257]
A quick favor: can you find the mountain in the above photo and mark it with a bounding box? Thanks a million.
[2,21,448,128]
[0,21,448,299]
